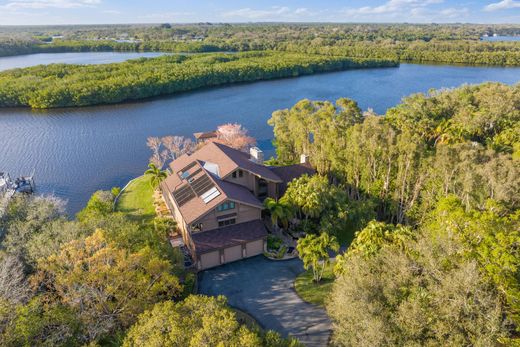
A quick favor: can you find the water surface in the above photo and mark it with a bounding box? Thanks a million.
[0,52,165,71]
[481,35,520,42]
[1,62,519,214]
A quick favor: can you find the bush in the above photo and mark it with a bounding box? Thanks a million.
[267,235,283,251]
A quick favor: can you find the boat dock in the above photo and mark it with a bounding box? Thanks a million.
[0,172,35,218]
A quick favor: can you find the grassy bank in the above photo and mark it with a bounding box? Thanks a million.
[0,51,397,108]
[294,263,335,306]
[115,175,155,222]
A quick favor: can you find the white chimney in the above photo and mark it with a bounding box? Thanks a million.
[250,147,264,164]
[300,154,310,164]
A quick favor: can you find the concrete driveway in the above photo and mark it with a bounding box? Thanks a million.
[198,256,331,346]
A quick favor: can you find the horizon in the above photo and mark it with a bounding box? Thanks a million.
[0,0,519,26]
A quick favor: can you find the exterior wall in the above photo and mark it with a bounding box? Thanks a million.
[236,203,262,224]
[190,200,261,232]
[161,185,194,251]
[223,170,256,192]
[267,182,278,199]
[197,237,266,270]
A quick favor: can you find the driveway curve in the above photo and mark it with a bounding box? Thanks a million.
[198,256,331,346]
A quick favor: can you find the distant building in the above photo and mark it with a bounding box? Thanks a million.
[193,131,218,144]
[161,142,314,270]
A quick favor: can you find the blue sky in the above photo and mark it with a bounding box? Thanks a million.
[0,0,519,25]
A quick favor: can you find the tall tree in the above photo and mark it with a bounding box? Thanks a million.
[144,163,168,189]
[297,233,339,283]
[34,230,181,341]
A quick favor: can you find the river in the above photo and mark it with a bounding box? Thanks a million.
[0,53,519,214]
[0,52,165,71]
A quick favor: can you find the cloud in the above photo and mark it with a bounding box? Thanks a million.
[1,0,100,10]
[102,9,120,15]
[342,0,443,16]
[221,6,322,20]
[222,6,291,19]
[337,0,475,22]
[484,0,520,11]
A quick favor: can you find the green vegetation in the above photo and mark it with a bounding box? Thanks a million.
[0,51,396,108]
[2,23,520,65]
[123,295,301,347]
[271,82,519,344]
[294,262,334,306]
[296,233,339,283]
[1,80,518,345]
[0,177,299,346]
[115,175,155,222]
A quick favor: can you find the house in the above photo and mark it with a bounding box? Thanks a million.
[193,131,218,144]
[160,142,314,270]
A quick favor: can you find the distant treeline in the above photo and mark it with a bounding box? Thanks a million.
[1,37,520,66]
[279,40,520,66]
[0,39,229,57]
[0,51,397,108]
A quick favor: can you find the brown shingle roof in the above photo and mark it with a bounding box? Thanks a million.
[168,142,282,182]
[162,160,263,225]
[191,219,267,254]
[193,131,217,140]
[269,163,316,195]
[210,143,282,182]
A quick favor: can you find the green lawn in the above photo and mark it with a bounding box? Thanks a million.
[294,262,335,306]
[116,175,155,222]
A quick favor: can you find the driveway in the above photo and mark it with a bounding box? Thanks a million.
[198,256,331,346]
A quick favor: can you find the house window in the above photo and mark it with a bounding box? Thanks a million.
[218,218,236,227]
[191,223,203,232]
[232,171,237,178]
[238,169,244,177]
[216,201,235,212]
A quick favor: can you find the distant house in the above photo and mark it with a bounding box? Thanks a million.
[193,131,218,144]
[160,142,314,270]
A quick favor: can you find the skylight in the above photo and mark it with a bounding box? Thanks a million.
[201,187,221,203]
[203,161,220,177]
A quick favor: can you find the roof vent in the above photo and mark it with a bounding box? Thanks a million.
[250,147,264,165]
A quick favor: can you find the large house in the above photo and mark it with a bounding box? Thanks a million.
[160,141,314,270]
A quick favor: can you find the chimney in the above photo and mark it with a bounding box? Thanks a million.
[300,154,310,164]
[250,147,264,164]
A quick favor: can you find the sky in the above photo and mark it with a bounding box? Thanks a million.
[0,0,519,26]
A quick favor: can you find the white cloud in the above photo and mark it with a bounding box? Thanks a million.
[342,0,443,16]
[102,9,120,15]
[221,6,324,20]
[222,6,291,19]
[1,0,100,10]
[484,0,520,11]
[337,0,474,22]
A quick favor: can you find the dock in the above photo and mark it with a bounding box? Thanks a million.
[0,172,35,218]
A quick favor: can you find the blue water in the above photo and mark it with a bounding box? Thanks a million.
[481,35,520,42]
[1,59,519,214]
[0,52,166,71]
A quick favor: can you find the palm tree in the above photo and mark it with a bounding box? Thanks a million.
[264,198,293,230]
[297,232,339,283]
[144,163,167,189]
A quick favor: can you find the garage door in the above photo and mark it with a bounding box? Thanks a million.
[200,251,220,270]
[246,239,264,257]
[224,245,243,263]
